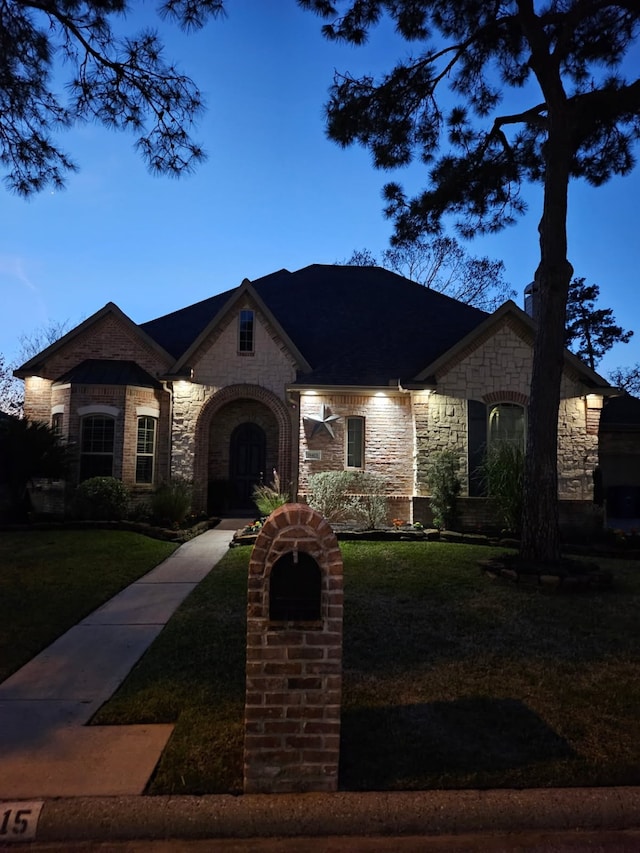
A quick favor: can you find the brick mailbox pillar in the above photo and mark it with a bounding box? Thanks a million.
[243,503,343,794]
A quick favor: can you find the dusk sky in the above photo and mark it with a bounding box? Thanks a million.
[2,1,639,379]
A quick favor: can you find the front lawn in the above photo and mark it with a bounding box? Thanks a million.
[94,541,640,794]
[0,530,177,682]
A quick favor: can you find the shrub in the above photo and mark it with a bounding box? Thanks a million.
[480,442,525,534]
[307,470,388,528]
[344,470,388,529]
[307,471,354,521]
[425,450,461,529]
[73,476,130,521]
[151,478,192,527]
[0,417,70,521]
[252,470,289,516]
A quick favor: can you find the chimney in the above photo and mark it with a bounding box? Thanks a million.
[524,280,538,320]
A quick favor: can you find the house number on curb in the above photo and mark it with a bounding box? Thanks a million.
[0,802,43,842]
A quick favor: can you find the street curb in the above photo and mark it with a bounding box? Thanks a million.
[8,787,640,843]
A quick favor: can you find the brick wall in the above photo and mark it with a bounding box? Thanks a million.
[191,299,298,395]
[207,399,279,482]
[32,313,171,382]
[298,393,414,495]
[244,503,343,794]
[186,384,296,513]
[170,304,299,511]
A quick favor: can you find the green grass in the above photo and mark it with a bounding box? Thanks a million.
[93,541,640,794]
[0,530,177,681]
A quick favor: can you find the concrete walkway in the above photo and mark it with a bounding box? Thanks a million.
[0,523,240,799]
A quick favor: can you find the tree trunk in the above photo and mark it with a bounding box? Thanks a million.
[520,119,573,564]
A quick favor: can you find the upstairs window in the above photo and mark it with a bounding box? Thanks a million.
[238,309,254,353]
[80,415,114,481]
[136,416,157,484]
[346,416,364,469]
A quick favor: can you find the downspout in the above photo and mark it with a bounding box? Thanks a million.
[162,380,174,482]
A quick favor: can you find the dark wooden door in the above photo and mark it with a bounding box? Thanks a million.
[230,422,266,509]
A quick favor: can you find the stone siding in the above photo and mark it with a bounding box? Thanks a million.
[171,304,298,504]
[424,321,599,500]
[557,397,599,500]
[417,394,468,495]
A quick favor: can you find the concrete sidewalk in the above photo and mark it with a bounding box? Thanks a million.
[0,523,239,799]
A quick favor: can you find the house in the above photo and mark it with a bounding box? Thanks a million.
[15,264,613,527]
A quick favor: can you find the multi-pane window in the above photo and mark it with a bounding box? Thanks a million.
[468,400,526,496]
[488,403,525,451]
[135,416,156,484]
[346,416,364,469]
[80,415,114,480]
[238,309,254,353]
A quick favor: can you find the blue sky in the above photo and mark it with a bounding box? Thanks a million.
[2,0,639,378]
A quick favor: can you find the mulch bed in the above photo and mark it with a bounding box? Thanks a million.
[478,554,614,591]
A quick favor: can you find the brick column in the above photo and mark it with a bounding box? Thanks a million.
[243,503,343,794]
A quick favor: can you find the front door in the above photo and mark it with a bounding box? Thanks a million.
[230,422,266,509]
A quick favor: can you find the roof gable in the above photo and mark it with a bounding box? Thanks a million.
[14,302,174,378]
[416,300,613,392]
[170,278,312,376]
[139,266,489,385]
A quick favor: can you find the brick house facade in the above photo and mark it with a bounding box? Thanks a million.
[15,265,613,526]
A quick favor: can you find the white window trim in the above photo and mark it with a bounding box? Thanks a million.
[136,405,160,418]
[51,404,65,415]
[78,404,120,417]
[135,415,157,485]
[79,413,116,479]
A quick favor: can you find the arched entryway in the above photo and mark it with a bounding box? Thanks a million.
[230,422,266,509]
[192,384,295,516]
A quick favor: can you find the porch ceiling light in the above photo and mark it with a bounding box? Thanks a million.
[304,404,342,438]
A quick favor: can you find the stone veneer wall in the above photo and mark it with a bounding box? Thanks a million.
[170,301,298,509]
[420,320,601,501]
[244,503,343,794]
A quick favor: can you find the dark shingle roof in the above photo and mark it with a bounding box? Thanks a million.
[141,264,489,386]
[54,359,162,389]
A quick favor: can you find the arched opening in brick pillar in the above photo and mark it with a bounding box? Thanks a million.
[192,384,294,514]
[269,552,321,622]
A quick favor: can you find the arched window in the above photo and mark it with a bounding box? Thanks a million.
[488,403,526,450]
[80,415,115,481]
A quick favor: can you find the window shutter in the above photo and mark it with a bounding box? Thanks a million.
[468,400,487,497]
